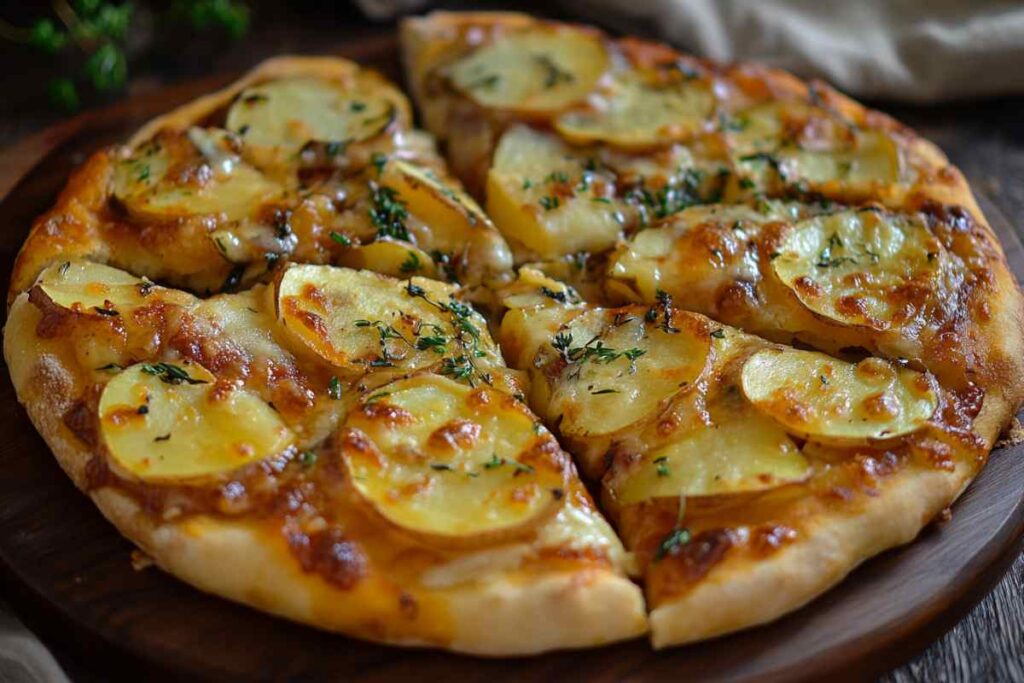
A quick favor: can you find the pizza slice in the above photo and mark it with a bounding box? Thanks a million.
[10,56,513,303]
[4,260,646,654]
[496,273,995,646]
[401,11,1024,424]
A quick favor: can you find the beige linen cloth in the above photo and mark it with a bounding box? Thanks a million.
[4,3,1023,682]
[570,0,1024,101]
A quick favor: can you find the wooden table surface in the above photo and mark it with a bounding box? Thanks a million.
[0,2,1021,681]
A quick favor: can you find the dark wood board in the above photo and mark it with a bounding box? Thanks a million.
[0,34,1022,683]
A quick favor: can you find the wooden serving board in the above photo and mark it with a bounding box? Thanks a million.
[0,35,1022,683]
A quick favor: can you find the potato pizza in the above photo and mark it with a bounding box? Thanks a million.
[4,12,1023,655]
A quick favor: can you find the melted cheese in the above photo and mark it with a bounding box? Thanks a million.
[448,27,609,114]
[606,202,803,303]
[341,375,568,548]
[741,348,937,444]
[99,362,293,480]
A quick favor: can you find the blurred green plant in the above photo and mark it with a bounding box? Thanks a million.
[169,0,250,41]
[1,0,250,112]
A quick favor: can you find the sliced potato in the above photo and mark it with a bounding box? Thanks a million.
[448,27,609,114]
[740,348,937,444]
[381,159,493,239]
[113,129,277,222]
[274,264,500,376]
[336,240,437,280]
[610,414,808,504]
[784,131,901,185]
[556,70,714,149]
[498,305,579,371]
[226,77,396,153]
[35,260,155,314]
[486,126,624,258]
[99,362,292,480]
[606,202,795,302]
[340,375,568,548]
[496,266,579,310]
[771,208,944,329]
[730,102,901,187]
[543,307,711,438]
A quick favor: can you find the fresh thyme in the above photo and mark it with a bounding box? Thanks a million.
[140,363,208,385]
[368,183,410,241]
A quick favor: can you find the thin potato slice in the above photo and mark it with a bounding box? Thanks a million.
[336,240,438,280]
[486,126,624,258]
[340,375,568,548]
[379,159,513,283]
[543,307,711,438]
[556,71,715,149]
[741,348,938,444]
[381,159,493,239]
[771,208,944,330]
[731,102,901,188]
[274,264,500,376]
[496,266,579,310]
[35,260,157,314]
[113,129,277,222]
[609,414,808,504]
[99,362,293,480]
[783,131,901,185]
[448,27,609,114]
[226,77,396,153]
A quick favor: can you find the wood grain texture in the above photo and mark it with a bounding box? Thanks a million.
[0,16,1022,683]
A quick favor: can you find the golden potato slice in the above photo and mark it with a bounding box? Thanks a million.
[378,159,513,283]
[496,266,579,310]
[730,101,901,187]
[771,208,945,330]
[448,27,609,114]
[609,414,808,504]
[783,131,901,184]
[542,308,711,438]
[274,265,500,379]
[740,348,938,444]
[556,70,715,149]
[113,129,277,222]
[340,374,568,548]
[486,126,624,258]
[35,260,154,314]
[336,240,437,280]
[226,77,396,153]
[99,362,293,480]
[606,202,800,302]
[381,159,493,238]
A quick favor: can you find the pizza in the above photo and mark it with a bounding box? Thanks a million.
[4,11,1023,656]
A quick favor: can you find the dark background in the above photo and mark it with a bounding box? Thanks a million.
[0,1,1022,680]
